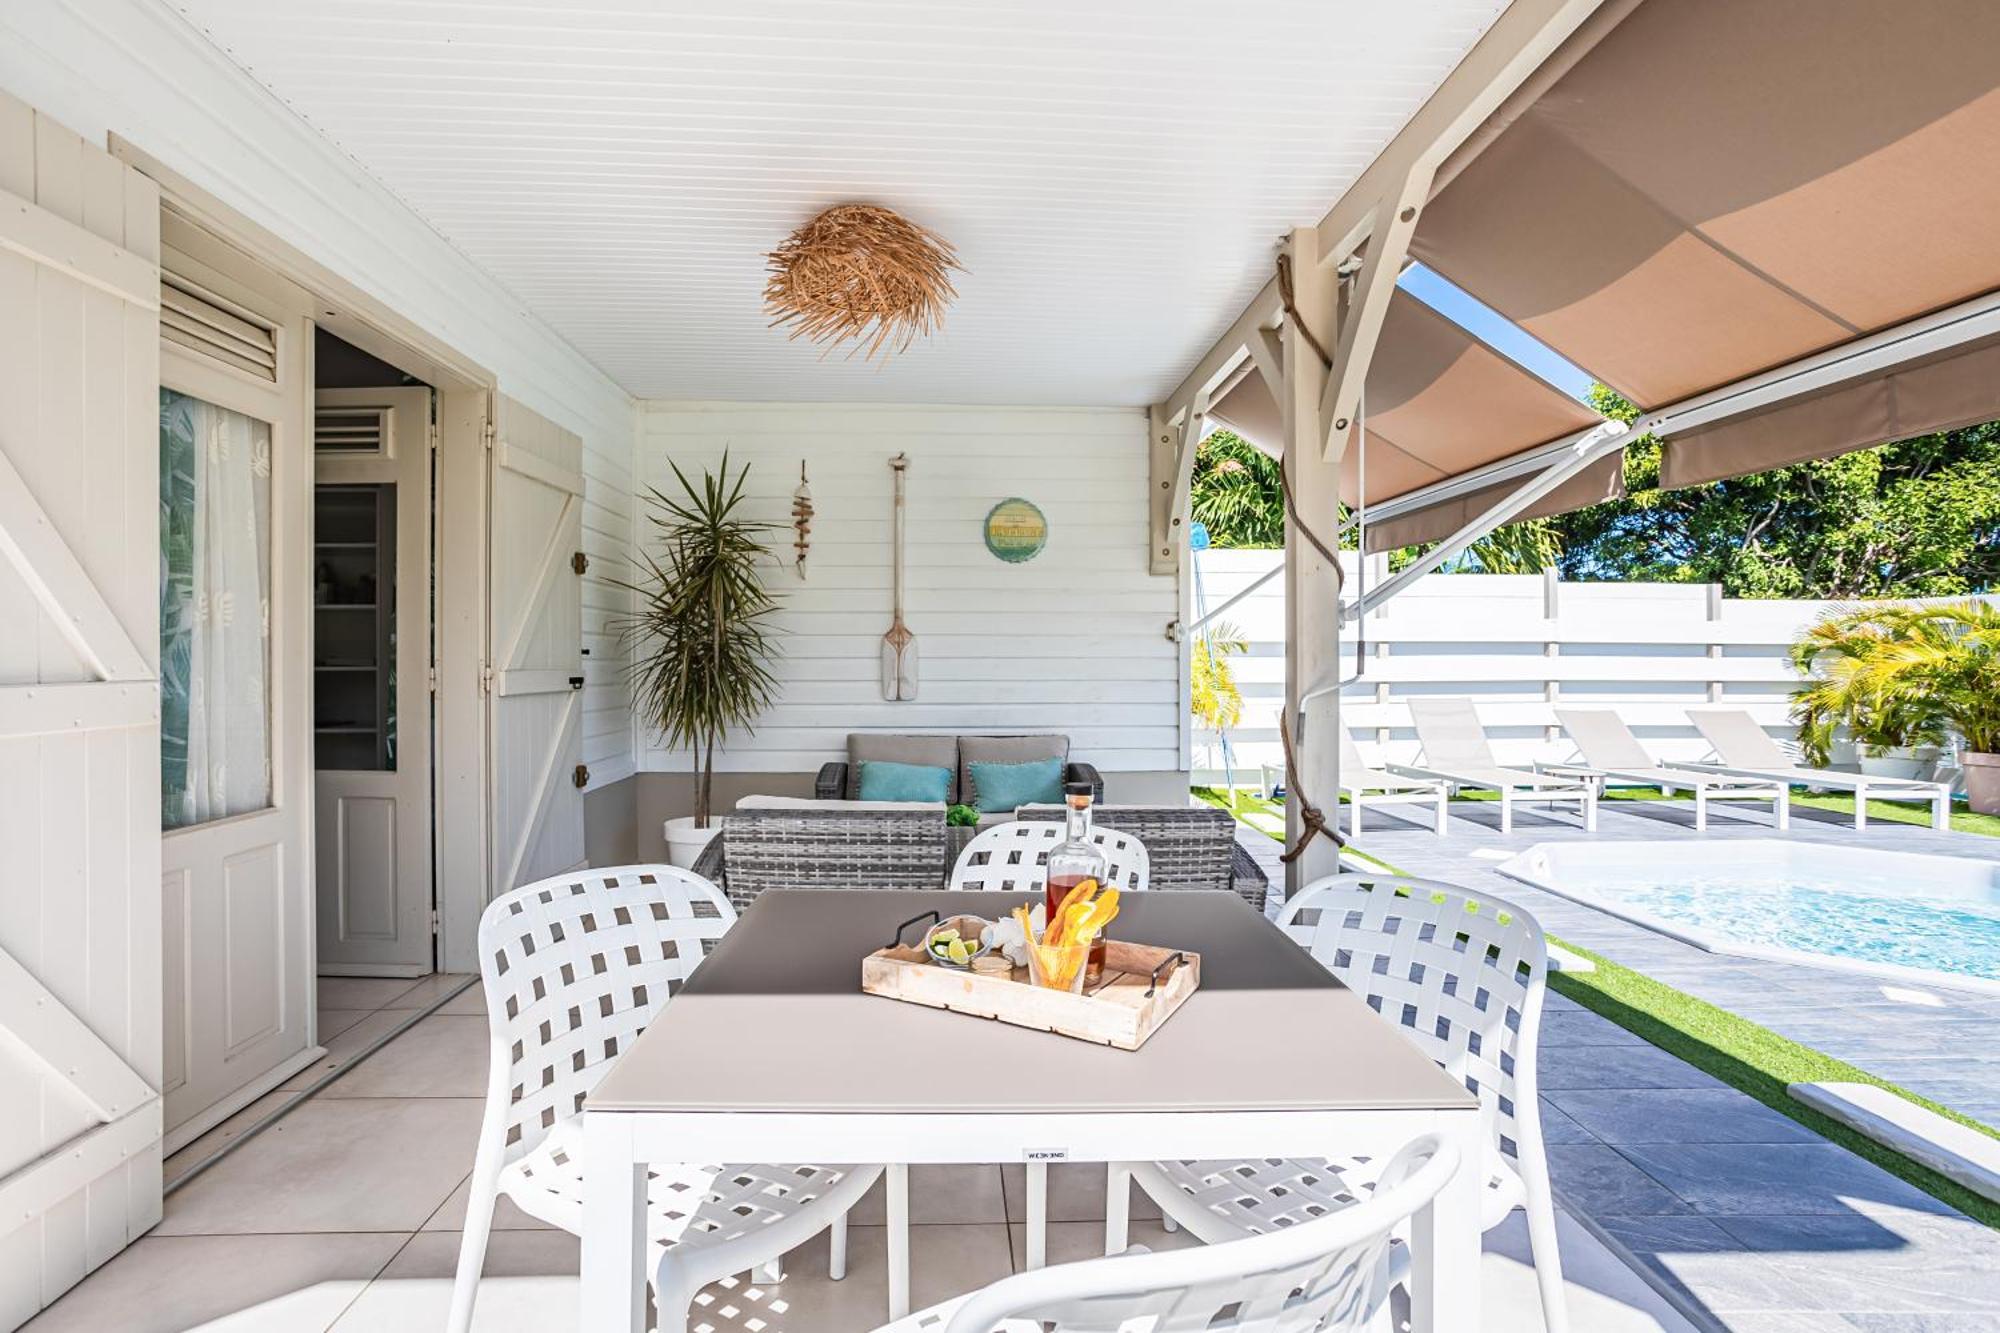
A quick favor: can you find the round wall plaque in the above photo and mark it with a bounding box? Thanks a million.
[983,497,1048,563]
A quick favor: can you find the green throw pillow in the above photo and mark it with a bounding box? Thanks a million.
[968,757,1065,813]
[857,759,952,803]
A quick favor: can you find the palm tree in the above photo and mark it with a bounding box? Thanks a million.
[620,452,781,828]
[1789,602,2000,809]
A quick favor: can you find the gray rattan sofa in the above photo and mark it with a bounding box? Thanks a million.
[814,732,1103,807]
[695,801,1268,914]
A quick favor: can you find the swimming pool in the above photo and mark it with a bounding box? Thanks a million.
[1500,840,2000,994]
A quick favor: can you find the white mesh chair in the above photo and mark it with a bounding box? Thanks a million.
[447,865,885,1333]
[867,1133,1456,1333]
[1109,872,1567,1333]
[945,820,1147,1271]
[947,819,1148,893]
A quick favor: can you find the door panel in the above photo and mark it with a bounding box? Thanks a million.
[0,91,164,1327]
[156,215,316,1152]
[313,386,435,976]
[489,396,586,891]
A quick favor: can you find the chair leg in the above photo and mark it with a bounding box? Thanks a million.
[1777,788,1790,831]
[445,1158,502,1333]
[829,1209,848,1281]
[1352,793,1365,836]
[1500,789,1513,835]
[1695,788,1707,832]
[886,1163,911,1319]
[1026,1160,1049,1269]
[1105,1163,1132,1255]
[1435,787,1449,836]
[1935,791,1950,831]
[1523,1171,1570,1333]
[1160,1211,1179,1233]
[1854,785,1868,831]
[758,1257,784,1283]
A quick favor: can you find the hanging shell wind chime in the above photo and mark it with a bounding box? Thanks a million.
[791,462,813,579]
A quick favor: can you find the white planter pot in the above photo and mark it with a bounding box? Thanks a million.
[1857,754,1925,780]
[663,816,721,869]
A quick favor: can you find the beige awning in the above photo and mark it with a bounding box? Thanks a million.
[1206,289,1607,544]
[1409,0,2000,480]
[1663,330,2000,489]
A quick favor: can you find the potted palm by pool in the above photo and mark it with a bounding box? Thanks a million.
[1791,601,2000,813]
[622,452,781,865]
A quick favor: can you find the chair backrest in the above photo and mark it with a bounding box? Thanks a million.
[476,865,734,1163]
[948,820,1148,893]
[1407,697,1500,770]
[1689,708,1792,768]
[1279,872,1549,1163]
[716,807,948,909]
[936,1134,1457,1333]
[1337,728,1376,778]
[1555,707,1656,770]
[1017,804,1231,893]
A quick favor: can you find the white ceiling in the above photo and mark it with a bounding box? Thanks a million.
[169,0,1508,405]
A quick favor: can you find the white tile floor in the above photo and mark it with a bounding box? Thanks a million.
[27,974,1705,1333]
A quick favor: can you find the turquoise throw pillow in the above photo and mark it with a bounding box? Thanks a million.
[857,759,952,803]
[969,757,1065,813]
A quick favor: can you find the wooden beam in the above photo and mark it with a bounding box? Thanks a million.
[0,945,154,1121]
[1318,170,1432,458]
[1158,276,1283,431]
[1279,227,1345,894]
[1147,404,1177,575]
[1165,407,1207,549]
[1313,0,1611,266]
[0,446,150,683]
[0,190,159,309]
[1157,0,1611,441]
[0,1101,161,1231]
[0,681,157,738]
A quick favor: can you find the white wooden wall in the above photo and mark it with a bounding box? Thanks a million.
[1193,550,1885,781]
[0,0,640,793]
[636,404,1181,775]
[0,92,163,1329]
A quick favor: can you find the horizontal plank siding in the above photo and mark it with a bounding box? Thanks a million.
[636,403,1179,776]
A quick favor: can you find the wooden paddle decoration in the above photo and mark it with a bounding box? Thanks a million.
[881,453,919,700]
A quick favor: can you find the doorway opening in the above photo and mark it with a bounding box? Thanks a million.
[312,331,438,980]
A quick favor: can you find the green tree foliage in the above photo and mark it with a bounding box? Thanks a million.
[1547,386,2000,597]
[1189,430,1285,548]
[1789,601,2000,764]
[1188,393,2000,598]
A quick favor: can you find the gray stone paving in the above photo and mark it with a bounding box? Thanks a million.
[1231,800,2000,1331]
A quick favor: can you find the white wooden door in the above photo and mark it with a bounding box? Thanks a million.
[488,396,587,891]
[156,214,317,1153]
[0,92,165,1329]
[314,387,435,976]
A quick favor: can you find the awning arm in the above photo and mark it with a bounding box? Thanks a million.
[1189,559,1284,634]
[1340,418,1628,622]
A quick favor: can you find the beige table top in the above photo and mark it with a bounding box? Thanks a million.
[589,890,1476,1117]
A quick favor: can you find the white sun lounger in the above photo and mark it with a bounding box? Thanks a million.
[1389,698,1596,834]
[1675,709,1952,832]
[1551,707,1789,831]
[1339,728,1448,836]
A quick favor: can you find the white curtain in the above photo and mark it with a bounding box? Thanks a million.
[162,390,272,828]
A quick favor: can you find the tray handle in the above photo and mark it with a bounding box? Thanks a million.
[887,909,941,950]
[1145,950,1187,998]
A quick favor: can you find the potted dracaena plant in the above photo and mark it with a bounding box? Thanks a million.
[1790,601,2000,812]
[621,451,782,866]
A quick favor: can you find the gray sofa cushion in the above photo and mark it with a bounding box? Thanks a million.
[846,733,960,800]
[958,734,1069,809]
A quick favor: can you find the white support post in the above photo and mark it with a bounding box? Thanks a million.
[1281,226,1346,896]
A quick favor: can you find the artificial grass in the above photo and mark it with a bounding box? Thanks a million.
[1191,784,2000,1228]
[1545,937,2000,1229]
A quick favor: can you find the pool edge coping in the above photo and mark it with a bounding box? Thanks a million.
[1496,840,2000,1000]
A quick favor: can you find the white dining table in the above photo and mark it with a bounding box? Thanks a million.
[580,888,1485,1332]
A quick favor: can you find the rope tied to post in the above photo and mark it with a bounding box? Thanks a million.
[1272,251,1352,866]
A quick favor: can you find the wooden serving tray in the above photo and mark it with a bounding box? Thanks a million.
[861,937,1201,1051]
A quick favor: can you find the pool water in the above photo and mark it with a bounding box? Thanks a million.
[1503,841,2000,987]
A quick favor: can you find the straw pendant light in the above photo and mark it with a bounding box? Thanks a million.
[764,204,962,359]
